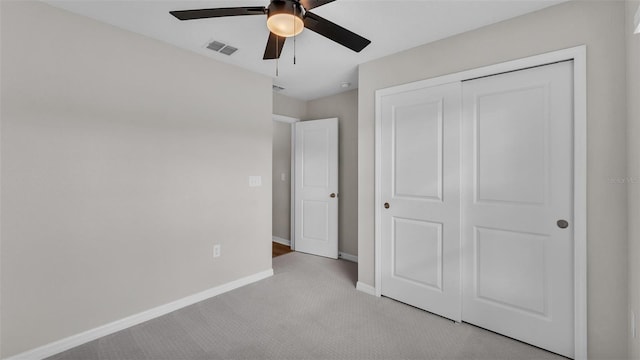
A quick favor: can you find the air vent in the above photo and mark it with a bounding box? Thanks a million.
[206,41,226,52]
[272,85,285,92]
[219,46,238,56]
[205,40,238,56]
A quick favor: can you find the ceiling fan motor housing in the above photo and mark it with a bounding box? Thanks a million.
[268,0,304,13]
[267,0,304,37]
[268,0,304,20]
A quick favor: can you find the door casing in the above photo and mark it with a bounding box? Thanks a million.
[272,114,299,249]
[373,45,587,359]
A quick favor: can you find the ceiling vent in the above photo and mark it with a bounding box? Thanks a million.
[219,45,238,56]
[206,41,226,52]
[205,40,238,56]
[272,85,285,92]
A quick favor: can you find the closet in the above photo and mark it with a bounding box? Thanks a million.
[377,61,575,358]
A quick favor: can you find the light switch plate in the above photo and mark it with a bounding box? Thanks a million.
[249,176,262,187]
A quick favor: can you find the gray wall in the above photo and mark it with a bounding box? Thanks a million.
[358,1,628,358]
[307,90,359,256]
[627,1,640,358]
[272,120,292,241]
[0,2,272,358]
[273,93,307,120]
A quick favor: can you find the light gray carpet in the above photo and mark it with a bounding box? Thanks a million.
[47,252,565,360]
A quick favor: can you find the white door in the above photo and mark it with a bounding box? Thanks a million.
[461,61,574,358]
[294,118,338,259]
[380,82,462,321]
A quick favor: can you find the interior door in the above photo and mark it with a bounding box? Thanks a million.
[294,118,338,259]
[380,82,462,321]
[461,61,574,358]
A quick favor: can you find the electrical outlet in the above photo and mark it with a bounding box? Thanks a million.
[213,244,221,258]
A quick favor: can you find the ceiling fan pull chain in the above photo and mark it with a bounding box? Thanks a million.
[293,6,297,65]
[276,36,279,76]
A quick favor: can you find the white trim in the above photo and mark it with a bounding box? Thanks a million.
[356,281,377,296]
[572,45,588,360]
[338,252,358,263]
[634,4,640,34]
[374,45,587,359]
[290,122,296,250]
[272,114,300,123]
[5,269,274,360]
[375,74,384,298]
[272,236,291,246]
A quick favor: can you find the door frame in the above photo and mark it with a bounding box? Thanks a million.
[272,114,299,250]
[373,45,587,359]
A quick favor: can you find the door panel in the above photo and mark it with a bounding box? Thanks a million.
[393,218,443,289]
[462,61,574,358]
[302,200,328,241]
[380,82,461,322]
[302,127,330,188]
[475,227,548,315]
[393,100,443,200]
[475,85,549,205]
[294,118,338,259]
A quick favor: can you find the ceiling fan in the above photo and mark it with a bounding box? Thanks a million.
[170,0,371,60]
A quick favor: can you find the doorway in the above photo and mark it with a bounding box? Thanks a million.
[272,115,340,260]
[272,114,297,253]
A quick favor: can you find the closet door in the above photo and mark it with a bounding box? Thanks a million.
[380,82,461,321]
[461,61,574,358]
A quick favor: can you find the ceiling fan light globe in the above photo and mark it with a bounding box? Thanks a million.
[267,13,304,37]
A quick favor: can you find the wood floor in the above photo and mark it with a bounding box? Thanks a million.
[272,242,293,258]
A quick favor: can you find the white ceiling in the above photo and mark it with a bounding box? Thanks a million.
[45,0,566,101]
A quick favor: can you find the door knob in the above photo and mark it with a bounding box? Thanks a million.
[330,193,336,198]
[557,219,569,229]
[384,202,390,209]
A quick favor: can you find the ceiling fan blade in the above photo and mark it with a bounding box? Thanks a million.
[303,12,371,52]
[299,0,336,11]
[263,32,286,60]
[170,7,266,21]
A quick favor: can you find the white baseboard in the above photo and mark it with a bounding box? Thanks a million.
[356,281,377,296]
[272,236,291,246]
[5,269,274,360]
[338,252,358,263]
